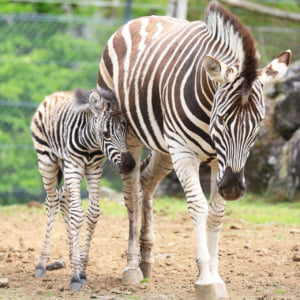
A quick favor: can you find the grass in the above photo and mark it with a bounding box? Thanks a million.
[275,289,286,294]
[0,193,299,226]
[225,194,300,226]
[0,203,44,216]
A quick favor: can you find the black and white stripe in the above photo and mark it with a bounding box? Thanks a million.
[97,2,291,299]
[31,88,135,291]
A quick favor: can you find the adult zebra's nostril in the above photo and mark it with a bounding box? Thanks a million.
[119,151,136,174]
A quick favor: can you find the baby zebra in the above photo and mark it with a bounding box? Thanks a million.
[31,88,135,291]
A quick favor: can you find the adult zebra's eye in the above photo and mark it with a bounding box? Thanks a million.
[218,115,224,125]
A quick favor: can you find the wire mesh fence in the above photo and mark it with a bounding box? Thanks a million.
[0,10,123,204]
[0,1,299,204]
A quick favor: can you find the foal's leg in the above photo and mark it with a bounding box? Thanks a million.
[139,151,173,278]
[35,154,59,278]
[206,161,229,298]
[120,131,144,285]
[64,161,85,291]
[79,162,102,284]
[58,184,73,263]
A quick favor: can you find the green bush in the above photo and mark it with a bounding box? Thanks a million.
[0,15,116,205]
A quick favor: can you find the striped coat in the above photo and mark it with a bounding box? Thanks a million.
[97,3,291,299]
[31,88,135,291]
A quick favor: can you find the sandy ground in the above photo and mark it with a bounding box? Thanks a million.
[0,202,299,300]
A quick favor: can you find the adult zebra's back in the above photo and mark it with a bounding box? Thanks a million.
[97,2,291,299]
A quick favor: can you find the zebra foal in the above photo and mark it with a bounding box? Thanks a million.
[97,2,291,299]
[31,88,135,291]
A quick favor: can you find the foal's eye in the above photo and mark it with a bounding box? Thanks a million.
[103,132,110,139]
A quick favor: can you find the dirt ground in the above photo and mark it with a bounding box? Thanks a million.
[0,202,299,300]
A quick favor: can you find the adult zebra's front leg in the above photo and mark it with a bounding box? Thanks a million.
[207,161,229,298]
[167,134,218,300]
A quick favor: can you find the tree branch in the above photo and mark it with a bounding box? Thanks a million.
[219,0,300,22]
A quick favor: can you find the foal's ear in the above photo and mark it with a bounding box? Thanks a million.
[258,50,292,85]
[203,55,238,83]
[98,89,120,114]
[89,91,105,116]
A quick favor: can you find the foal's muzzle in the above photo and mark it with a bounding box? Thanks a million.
[119,151,136,174]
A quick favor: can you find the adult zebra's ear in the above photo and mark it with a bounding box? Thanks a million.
[258,50,292,85]
[203,55,237,83]
[89,91,105,116]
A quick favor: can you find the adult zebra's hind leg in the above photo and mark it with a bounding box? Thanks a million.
[79,163,102,284]
[120,131,144,285]
[35,154,60,278]
[139,151,173,278]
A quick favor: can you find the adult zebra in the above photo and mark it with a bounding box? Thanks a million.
[97,2,291,299]
[31,88,135,291]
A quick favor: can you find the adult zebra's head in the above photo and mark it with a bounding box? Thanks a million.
[74,88,136,174]
[203,51,291,200]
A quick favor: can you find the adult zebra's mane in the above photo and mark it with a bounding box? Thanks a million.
[206,2,259,92]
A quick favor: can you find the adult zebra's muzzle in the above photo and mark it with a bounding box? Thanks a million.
[217,166,246,201]
[118,151,136,174]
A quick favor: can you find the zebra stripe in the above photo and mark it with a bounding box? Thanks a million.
[31,88,135,291]
[97,2,291,298]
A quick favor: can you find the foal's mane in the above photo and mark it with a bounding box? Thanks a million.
[206,2,259,92]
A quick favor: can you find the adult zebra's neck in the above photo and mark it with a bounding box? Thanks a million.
[205,2,259,91]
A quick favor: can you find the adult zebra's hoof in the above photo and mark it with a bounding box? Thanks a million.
[216,282,229,299]
[35,264,46,278]
[195,283,218,300]
[122,267,143,285]
[139,262,152,278]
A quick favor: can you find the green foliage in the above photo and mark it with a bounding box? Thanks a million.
[0,1,299,204]
[0,12,118,205]
[0,2,34,13]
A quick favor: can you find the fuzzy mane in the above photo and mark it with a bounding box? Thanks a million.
[73,87,120,114]
[206,2,259,92]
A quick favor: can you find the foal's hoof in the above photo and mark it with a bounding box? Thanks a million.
[70,276,82,291]
[122,267,143,285]
[80,272,87,285]
[139,262,152,278]
[195,283,218,300]
[35,265,46,278]
[70,282,82,292]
